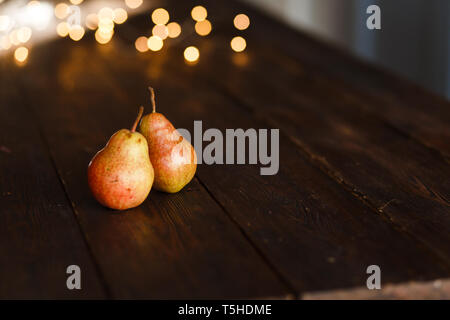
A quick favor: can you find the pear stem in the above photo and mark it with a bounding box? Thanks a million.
[149,86,156,113]
[131,106,144,132]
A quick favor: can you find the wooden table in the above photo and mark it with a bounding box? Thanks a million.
[1,0,449,299]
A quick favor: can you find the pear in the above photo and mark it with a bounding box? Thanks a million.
[139,87,197,193]
[88,107,154,210]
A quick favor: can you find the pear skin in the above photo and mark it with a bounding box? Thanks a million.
[88,107,154,210]
[139,87,197,193]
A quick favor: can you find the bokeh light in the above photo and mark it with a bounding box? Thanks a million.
[54,3,69,19]
[98,18,114,32]
[184,46,199,62]
[14,46,28,62]
[0,15,10,32]
[233,14,250,30]
[152,24,168,40]
[195,20,212,36]
[230,36,246,52]
[95,29,113,44]
[85,14,99,30]
[0,36,12,50]
[25,1,53,31]
[98,7,114,20]
[167,22,181,38]
[147,36,163,51]
[69,25,85,41]
[151,8,169,25]
[191,6,207,21]
[232,52,249,67]
[125,0,143,9]
[135,36,148,53]
[17,27,32,43]
[70,0,84,4]
[27,1,40,7]
[113,8,128,24]
[9,30,21,46]
[56,21,70,37]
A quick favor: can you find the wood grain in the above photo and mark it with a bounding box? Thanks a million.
[145,0,450,266]
[1,0,449,298]
[0,60,105,299]
[183,34,450,264]
[102,20,450,294]
[17,39,288,299]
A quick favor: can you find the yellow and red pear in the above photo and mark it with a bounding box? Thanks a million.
[139,87,197,193]
[88,107,154,210]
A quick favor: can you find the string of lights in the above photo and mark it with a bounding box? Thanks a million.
[0,0,250,65]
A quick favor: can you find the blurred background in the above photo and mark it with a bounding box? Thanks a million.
[245,0,450,99]
[0,0,449,99]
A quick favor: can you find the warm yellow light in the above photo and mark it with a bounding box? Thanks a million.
[70,0,83,4]
[167,22,181,38]
[113,8,128,24]
[97,29,114,37]
[135,36,148,53]
[98,18,114,32]
[69,25,85,41]
[14,46,28,62]
[0,15,10,32]
[184,46,199,62]
[195,19,212,36]
[0,36,11,50]
[98,7,114,20]
[233,14,250,30]
[125,0,142,9]
[147,36,163,51]
[85,13,99,30]
[232,52,249,67]
[230,36,246,52]
[9,30,21,46]
[26,1,53,31]
[27,1,40,8]
[191,6,207,21]
[151,8,169,25]
[17,27,32,43]
[56,21,70,37]
[54,3,69,19]
[152,24,168,40]
[95,29,113,44]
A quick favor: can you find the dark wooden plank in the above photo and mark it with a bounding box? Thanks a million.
[18,38,288,299]
[102,21,450,294]
[183,32,450,264]
[232,0,450,159]
[139,0,450,266]
[0,60,105,298]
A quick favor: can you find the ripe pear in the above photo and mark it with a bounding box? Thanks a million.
[139,87,197,193]
[88,107,154,210]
